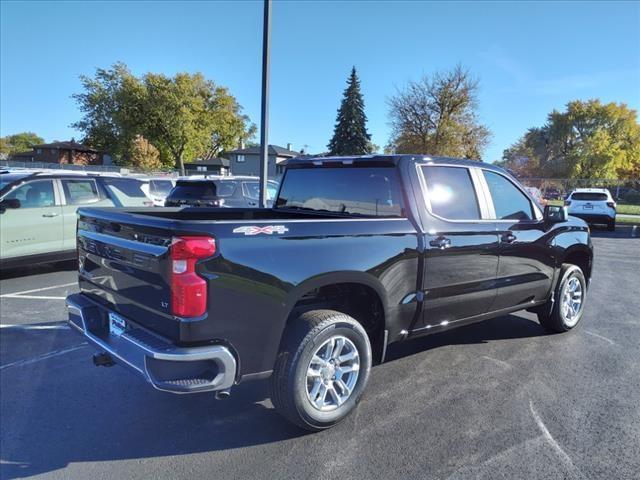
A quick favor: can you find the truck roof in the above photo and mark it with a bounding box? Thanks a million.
[287,154,507,173]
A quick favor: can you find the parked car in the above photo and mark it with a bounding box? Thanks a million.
[165,176,279,208]
[565,188,616,230]
[0,171,152,268]
[67,155,593,431]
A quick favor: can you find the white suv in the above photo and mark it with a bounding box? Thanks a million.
[565,188,616,230]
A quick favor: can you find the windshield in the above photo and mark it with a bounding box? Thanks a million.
[0,173,30,192]
[149,179,174,195]
[243,181,278,200]
[101,178,147,198]
[276,167,405,217]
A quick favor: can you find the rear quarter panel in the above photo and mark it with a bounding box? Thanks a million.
[199,218,421,376]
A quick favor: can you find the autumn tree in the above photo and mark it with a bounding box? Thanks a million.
[327,67,372,155]
[129,135,162,171]
[386,65,491,159]
[502,100,640,179]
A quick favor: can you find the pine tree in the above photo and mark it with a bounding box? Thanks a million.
[327,67,372,155]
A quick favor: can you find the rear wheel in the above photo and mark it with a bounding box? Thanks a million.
[537,264,587,332]
[270,310,372,431]
[607,218,616,231]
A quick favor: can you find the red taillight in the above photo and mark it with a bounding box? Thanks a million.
[607,202,616,209]
[170,236,216,317]
[564,200,571,206]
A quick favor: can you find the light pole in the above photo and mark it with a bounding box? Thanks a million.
[259,0,271,208]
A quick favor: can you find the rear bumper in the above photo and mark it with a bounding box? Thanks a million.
[569,213,615,224]
[66,293,236,394]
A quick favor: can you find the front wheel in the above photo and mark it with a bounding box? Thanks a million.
[537,264,587,332]
[270,310,372,431]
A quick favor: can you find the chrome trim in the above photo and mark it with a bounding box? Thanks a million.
[66,294,236,393]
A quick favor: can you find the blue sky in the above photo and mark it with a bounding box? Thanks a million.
[1,0,639,162]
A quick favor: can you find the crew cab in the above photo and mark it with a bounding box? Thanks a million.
[66,155,593,431]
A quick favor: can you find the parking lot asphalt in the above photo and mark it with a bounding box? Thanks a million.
[1,227,639,480]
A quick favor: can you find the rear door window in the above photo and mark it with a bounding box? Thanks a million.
[420,166,480,220]
[483,171,534,221]
[61,179,100,205]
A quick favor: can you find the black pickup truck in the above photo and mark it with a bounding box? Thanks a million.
[66,155,593,431]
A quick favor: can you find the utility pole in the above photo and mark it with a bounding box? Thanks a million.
[259,0,271,208]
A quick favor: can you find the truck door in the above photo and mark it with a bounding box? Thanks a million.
[416,164,500,329]
[480,170,554,310]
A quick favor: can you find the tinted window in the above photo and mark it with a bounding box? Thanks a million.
[101,178,146,198]
[421,166,480,220]
[483,171,533,220]
[571,192,608,201]
[5,180,55,208]
[168,180,237,201]
[276,167,405,217]
[62,179,99,205]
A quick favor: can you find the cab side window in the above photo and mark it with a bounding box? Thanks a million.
[421,166,480,220]
[4,180,56,208]
[483,171,534,221]
[61,179,100,205]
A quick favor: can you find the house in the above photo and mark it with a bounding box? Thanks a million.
[226,143,301,178]
[9,140,110,165]
[183,157,230,176]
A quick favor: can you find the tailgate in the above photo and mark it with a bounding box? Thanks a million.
[77,208,179,340]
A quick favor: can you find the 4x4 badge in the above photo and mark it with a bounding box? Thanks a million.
[233,225,289,236]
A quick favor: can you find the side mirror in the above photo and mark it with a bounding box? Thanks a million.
[544,204,567,224]
[0,198,20,213]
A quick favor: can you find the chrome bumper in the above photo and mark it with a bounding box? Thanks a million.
[66,293,236,394]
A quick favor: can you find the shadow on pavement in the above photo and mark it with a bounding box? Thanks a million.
[0,260,77,280]
[590,224,639,239]
[0,313,547,479]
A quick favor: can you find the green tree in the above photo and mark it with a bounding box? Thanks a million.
[327,67,372,156]
[503,100,640,179]
[72,63,255,173]
[72,63,145,164]
[386,65,491,159]
[0,132,45,155]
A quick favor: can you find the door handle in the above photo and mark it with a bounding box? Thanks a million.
[429,236,451,249]
[42,213,59,218]
[502,233,517,243]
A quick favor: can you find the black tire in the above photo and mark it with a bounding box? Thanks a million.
[537,264,587,332]
[270,309,372,431]
[607,219,616,231]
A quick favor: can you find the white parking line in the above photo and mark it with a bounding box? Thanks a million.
[0,343,87,371]
[1,294,67,300]
[0,323,69,330]
[0,282,76,300]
